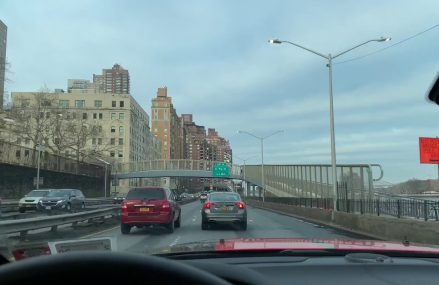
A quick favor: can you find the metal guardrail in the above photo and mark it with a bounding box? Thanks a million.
[248,184,439,222]
[0,141,105,178]
[0,207,119,237]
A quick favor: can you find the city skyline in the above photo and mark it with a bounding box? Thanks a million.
[2,1,439,183]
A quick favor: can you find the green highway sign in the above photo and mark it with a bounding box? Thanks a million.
[212,162,230,177]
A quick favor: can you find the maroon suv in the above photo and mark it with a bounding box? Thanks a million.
[120,187,181,234]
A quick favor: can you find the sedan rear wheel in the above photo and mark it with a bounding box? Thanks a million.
[174,211,181,228]
[240,220,247,231]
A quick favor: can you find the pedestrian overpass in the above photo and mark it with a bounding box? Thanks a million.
[112,160,242,180]
[112,160,383,199]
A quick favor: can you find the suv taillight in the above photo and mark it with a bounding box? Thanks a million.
[235,202,246,209]
[121,202,127,212]
[203,202,215,209]
[161,202,171,211]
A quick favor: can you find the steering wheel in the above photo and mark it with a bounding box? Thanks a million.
[0,251,233,285]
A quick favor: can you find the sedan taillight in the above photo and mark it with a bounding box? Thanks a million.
[235,202,246,209]
[203,202,215,209]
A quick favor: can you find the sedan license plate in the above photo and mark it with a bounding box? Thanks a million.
[139,207,150,212]
[45,206,51,210]
[222,206,233,211]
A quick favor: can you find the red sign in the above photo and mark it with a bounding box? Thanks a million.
[419,137,439,164]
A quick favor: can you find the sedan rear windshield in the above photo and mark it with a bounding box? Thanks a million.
[208,193,240,202]
[126,188,165,200]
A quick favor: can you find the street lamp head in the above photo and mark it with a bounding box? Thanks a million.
[268,39,282,44]
[378,37,391,42]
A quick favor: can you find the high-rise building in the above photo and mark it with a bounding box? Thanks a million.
[151,87,183,159]
[98,64,130,94]
[0,20,7,109]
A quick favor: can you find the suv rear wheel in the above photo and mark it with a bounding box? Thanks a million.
[167,215,175,233]
[174,211,181,228]
[121,224,131,234]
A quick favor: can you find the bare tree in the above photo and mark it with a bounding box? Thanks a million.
[9,87,57,153]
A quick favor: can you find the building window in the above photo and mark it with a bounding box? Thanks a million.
[119,126,124,134]
[93,113,97,119]
[99,113,103,119]
[46,112,50,118]
[75,100,85,108]
[119,113,125,120]
[25,138,30,144]
[16,150,21,158]
[98,126,102,133]
[120,101,124,107]
[110,151,115,157]
[73,112,77,119]
[82,113,87,119]
[94,100,102,108]
[112,101,116,107]
[119,138,124,145]
[59,100,70,108]
[21,99,30,108]
[118,152,123,158]
[111,126,116,133]
[92,138,96,145]
[111,138,115,145]
[111,113,116,120]
[98,138,102,145]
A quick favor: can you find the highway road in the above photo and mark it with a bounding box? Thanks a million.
[88,201,366,254]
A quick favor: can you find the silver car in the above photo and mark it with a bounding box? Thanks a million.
[18,189,52,213]
[201,192,247,230]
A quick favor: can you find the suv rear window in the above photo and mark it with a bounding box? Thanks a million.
[126,188,166,200]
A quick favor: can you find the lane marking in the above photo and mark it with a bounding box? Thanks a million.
[81,225,120,239]
[170,236,181,246]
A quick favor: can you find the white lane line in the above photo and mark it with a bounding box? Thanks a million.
[81,225,120,239]
[192,216,197,223]
[170,236,181,246]
[249,219,254,223]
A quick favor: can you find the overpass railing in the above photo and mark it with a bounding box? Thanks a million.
[243,164,383,199]
[114,159,241,176]
[0,141,104,178]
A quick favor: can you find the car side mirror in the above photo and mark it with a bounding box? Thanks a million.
[428,72,439,104]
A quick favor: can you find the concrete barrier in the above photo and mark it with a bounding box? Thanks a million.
[247,199,439,245]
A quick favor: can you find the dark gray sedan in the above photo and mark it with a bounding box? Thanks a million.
[201,192,247,230]
[37,189,85,212]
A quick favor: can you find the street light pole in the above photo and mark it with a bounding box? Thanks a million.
[36,135,42,190]
[234,155,257,197]
[238,130,283,202]
[268,36,390,212]
[96,158,111,198]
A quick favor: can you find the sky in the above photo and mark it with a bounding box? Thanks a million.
[1,0,439,183]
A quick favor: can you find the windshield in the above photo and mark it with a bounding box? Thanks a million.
[46,191,70,198]
[2,0,439,261]
[126,188,165,200]
[208,193,240,202]
[26,190,50,197]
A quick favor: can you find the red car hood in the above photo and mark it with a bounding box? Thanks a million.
[215,238,439,253]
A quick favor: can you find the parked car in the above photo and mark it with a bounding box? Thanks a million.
[18,189,52,213]
[37,189,86,212]
[201,191,247,230]
[120,186,181,234]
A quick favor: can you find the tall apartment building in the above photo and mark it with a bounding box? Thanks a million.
[206,128,232,163]
[11,90,161,164]
[151,87,183,159]
[91,64,130,94]
[0,20,7,109]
